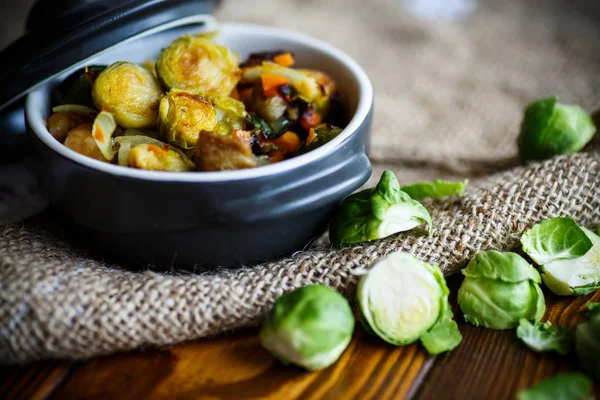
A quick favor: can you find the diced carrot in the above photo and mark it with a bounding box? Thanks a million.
[261,73,289,97]
[93,127,104,143]
[147,144,168,155]
[300,108,322,132]
[306,127,317,146]
[273,52,295,67]
[273,131,301,153]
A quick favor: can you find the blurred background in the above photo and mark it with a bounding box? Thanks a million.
[1,0,599,186]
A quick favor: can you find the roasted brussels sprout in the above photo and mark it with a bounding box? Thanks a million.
[158,89,218,148]
[260,284,354,371]
[357,252,462,354]
[63,123,109,162]
[92,61,163,129]
[156,34,241,97]
[212,96,247,135]
[457,251,546,330]
[195,130,257,171]
[124,141,194,172]
[114,135,193,170]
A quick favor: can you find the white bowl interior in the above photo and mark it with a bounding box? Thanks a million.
[26,20,373,182]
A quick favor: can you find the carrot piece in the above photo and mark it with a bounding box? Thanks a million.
[300,109,322,132]
[273,131,301,153]
[261,73,289,97]
[273,52,295,67]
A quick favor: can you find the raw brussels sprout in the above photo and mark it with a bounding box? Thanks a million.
[517,95,596,162]
[457,251,546,330]
[156,34,241,97]
[92,61,163,129]
[516,372,592,400]
[521,218,600,296]
[575,302,600,380]
[56,65,106,108]
[211,96,247,135]
[259,284,354,371]
[400,179,469,201]
[158,89,218,148]
[516,318,571,355]
[357,252,462,353]
[329,170,432,248]
[195,130,257,171]
[92,110,118,161]
[114,135,193,170]
[63,123,109,162]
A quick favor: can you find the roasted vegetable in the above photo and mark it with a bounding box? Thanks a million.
[92,62,163,129]
[517,95,596,162]
[250,83,288,123]
[56,65,106,108]
[91,111,118,161]
[212,96,247,135]
[329,170,432,248]
[457,251,546,330]
[521,217,600,296]
[357,252,462,354]
[158,89,218,148]
[47,111,91,142]
[304,124,343,152]
[156,34,241,97]
[63,123,109,162]
[118,137,194,172]
[260,284,354,371]
[195,130,257,171]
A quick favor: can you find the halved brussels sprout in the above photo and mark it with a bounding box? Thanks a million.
[63,123,109,162]
[114,135,193,169]
[117,137,195,172]
[158,89,218,148]
[92,61,163,129]
[195,130,257,171]
[156,34,241,97]
[92,111,118,161]
[211,96,247,135]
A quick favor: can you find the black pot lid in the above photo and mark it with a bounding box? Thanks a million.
[0,0,216,112]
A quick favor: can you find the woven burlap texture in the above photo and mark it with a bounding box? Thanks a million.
[2,152,600,364]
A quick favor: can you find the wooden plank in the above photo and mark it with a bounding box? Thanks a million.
[48,327,431,400]
[418,283,600,399]
[0,362,70,400]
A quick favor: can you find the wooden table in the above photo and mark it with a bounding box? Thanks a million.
[2,277,599,400]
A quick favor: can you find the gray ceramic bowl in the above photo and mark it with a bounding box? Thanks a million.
[25,18,373,269]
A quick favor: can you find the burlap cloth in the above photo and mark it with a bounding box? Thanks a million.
[1,0,600,365]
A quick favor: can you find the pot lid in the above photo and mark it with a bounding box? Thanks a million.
[0,0,216,112]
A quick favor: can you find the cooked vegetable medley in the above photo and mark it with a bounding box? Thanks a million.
[47,32,346,171]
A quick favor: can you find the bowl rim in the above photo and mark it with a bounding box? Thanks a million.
[25,21,373,182]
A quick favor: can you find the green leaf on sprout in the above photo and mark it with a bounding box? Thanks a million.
[516,318,572,355]
[400,179,468,200]
[516,372,593,400]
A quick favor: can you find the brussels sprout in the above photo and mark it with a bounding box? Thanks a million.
[211,96,247,135]
[400,179,469,201]
[92,110,118,161]
[521,218,600,296]
[195,130,257,171]
[516,318,571,355]
[114,135,193,170]
[516,372,593,400]
[329,170,432,248]
[156,34,241,97]
[357,252,462,353]
[56,65,106,108]
[575,302,600,380]
[303,124,343,152]
[63,123,109,162]
[259,284,354,371]
[517,95,596,162]
[457,251,546,330]
[125,143,194,172]
[157,89,218,148]
[92,61,163,129]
